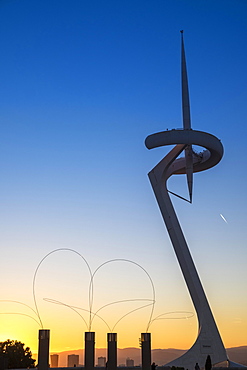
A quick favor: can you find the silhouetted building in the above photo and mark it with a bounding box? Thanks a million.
[51,354,59,367]
[98,357,106,367]
[68,354,79,367]
[126,358,134,367]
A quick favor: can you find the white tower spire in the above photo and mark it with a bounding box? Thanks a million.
[145,32,227,369]
[181,30,193,202]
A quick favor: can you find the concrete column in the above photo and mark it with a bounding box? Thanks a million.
[141,333,151,370]
[107,333,117,370]
[85,332,95,370]
[38,329,50,370]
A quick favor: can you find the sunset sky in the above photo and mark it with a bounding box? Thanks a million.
[0,0,247,355]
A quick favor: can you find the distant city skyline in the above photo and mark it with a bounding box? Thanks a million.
[0,0,247,356]
[33,346,247,367]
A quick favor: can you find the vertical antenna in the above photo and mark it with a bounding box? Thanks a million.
[181,30,191,129]
[181,30,193,202]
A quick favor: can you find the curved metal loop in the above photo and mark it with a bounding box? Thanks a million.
[32,248,93,328]
[89,259,156,332]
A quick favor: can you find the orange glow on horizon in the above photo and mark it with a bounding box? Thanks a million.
[1,310,246,354]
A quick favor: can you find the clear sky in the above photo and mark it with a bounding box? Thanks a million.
[0,0,247,355]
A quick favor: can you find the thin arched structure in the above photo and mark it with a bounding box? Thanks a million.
[32,248,92,328]
[89,259,156,332]
[92,299,155,332]
[43,298,111,332]
[0,312,41,326]
[0,300,40,320]
[148,311,194,327]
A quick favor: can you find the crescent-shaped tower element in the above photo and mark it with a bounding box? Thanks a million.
[145,33,227,369]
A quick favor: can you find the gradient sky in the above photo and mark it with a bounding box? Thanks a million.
[0,0,247,355]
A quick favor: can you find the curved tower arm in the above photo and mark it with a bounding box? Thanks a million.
[146,133,226,369]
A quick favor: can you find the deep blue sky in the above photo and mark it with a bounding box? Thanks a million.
[0,0,246,352]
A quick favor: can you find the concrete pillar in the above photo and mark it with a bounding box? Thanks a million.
[85,332,95,370]
[107,333,117,370]
[38,329,50,370]
[141,333,151,370]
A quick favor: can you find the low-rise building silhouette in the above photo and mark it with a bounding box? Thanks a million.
[98,357,106,367]
[51,354,59,367]
[126,358,134,367]
[67,354,79,367]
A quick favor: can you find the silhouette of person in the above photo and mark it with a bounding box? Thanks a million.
[195,363,200,370]
[151,362,157,370]
[205,355,212,370]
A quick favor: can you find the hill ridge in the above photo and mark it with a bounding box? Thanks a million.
[33,346,247,367]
